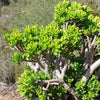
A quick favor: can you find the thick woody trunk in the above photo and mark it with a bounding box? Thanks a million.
[82,59,100,83]
[63,83,79,100]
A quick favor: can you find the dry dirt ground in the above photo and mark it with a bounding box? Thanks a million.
[0,82,27,100]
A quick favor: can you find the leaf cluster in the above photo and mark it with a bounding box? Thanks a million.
[64,62,84,87]
[17,68,50,100]
[17,67,66,100]
[4,23,81,63]
[54,1,91,24]
[75,75,100,100]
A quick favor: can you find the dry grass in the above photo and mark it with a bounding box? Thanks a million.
[0,82,26,100]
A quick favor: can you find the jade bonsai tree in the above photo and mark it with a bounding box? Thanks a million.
[4,1,100,100]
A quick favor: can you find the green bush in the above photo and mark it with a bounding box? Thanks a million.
[4,1,100,100]
[17,66,66,100]
[75,75,100,100]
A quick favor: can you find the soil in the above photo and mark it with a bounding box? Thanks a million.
[0,82,26,100]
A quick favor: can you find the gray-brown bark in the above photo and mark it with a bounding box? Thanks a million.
[82,59,100,83]
[35,79,79,100]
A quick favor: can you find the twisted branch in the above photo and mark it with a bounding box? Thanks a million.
[35,79,79,100]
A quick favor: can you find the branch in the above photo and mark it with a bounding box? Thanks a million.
[61,59,68,79]
[15,45,22,52]
[63,23,66,31]
[35,79,79,100]
[45,81,50,91]
[63,22,68,31]
[41,50,56,74]
[44,50,52,74]
[35,55,49,74]
[27,62,39,72]
[83,45,94,70]
[35,79,64,85]
[15,45,50,74]
[46,50,51,65]
[93,45,99,55]
[91,35,97,47]
[52,70,62,79]
[81,35,86,56]
[63,83,79,100]
[66,22,68,29]
[3,46,15,50]
[83,48,94,70]
[55,54,61,69]
[52,54,63,79]
[82,59,100,83]
[73,22,76,26]
[86,35,91,49]
[35,55,45,69]
[42,50,51,64]
[42,51,56,67]
[99,32,100,36]
[15,46,39,72]
[22,59,37,62]
[83,34,98,70]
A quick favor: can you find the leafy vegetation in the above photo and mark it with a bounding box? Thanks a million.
[75,75,100,100]
[17,66,67,100]
[4,1,100,100]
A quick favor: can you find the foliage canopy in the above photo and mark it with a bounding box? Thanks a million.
[4,1,100,100]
